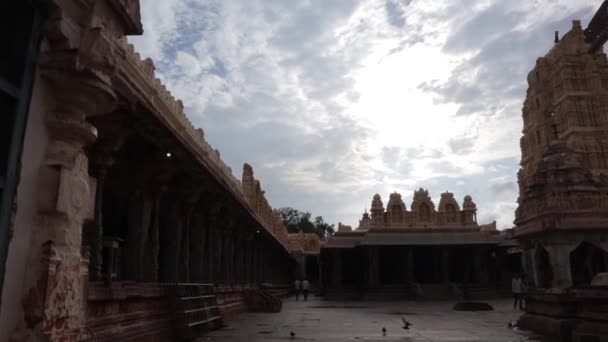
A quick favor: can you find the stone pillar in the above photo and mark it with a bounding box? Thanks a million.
[407,248,415,283]
[253,240,260,284]
[242,233,250,284]
[472,248,482,284]
[367,247,379,287]
[217,228,226,284]
[189,211,204,282]
[236,232,244,284]
[87,166,107,280]
[479,247,489,285]
[143,192,161,281]
[522,246,536,286]
[226,228,234,284]
[160,199,182,282]
[258,244,265,283]
[331,250,343,287]
[205,224,216,284]
[251,243,257,284]
[23,64,117,341]
[179,207,191,282]
[441,248,450,283]
[124,195,153,281]
[545,244,576,288]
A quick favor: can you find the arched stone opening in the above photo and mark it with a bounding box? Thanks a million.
[570,241,608,286]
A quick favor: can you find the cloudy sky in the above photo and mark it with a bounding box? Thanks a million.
[130,0,597,229]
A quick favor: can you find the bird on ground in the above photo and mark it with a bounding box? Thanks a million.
[382,327,386,336]
[401,316,412,330]
[290,331,295,338]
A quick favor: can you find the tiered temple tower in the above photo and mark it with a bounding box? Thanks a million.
[514,20,608,289]
[518,20,608,193]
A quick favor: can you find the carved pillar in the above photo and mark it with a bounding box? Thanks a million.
[204,223,215,284]
[244,233,252,284]
[472,248,482,284]
[225,227,234,284]
[331,250,343,288]
[406,248,415,283]
[441,248,450,283]
[257,243,264,283]
[217,227,226,284]
[256,243,263,284]
[189,210,205,282]
[179,206,192,282]
[124,194,152,281]
[143,191,162,281]
[545,243,577,288]
[159,198,182,282]
[250,243,257,283]
[367,247,379,287]
[234,231,243,284]
[23,54,118,341]
[87,166,107,280]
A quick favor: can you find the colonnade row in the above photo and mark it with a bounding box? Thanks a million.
[322,245,519,288]
[83,125,294,286]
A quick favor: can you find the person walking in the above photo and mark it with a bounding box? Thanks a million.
[512,273,526,310]
[293,279,302,301]
[302,279,310,301]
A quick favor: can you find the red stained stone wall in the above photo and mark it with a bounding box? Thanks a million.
[85,282,173,342]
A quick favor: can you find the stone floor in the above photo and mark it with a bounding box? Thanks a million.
[203,296,541,341]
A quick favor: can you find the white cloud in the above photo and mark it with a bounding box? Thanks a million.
[130,0,598,228]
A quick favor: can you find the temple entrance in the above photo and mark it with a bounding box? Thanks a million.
[534,244,552,288]
[413,247,440,283]
[570,241,608,286]
[342,248,364,286]
[448,247,470,283]
[379,246,407,284]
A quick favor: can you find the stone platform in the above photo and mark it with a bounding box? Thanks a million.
[204,297,540,341]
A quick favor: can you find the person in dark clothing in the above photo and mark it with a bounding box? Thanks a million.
[512,273,526,310]
[302,279,310,301]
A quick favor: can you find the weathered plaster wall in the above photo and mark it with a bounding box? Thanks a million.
[0,69,51,339]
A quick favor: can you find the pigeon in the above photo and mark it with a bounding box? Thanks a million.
[290,331,295,338]
[382,327,387,336]
[401,316,412,330]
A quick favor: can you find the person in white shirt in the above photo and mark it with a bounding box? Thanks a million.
[293,279,302,301]
[302,279,310,301]
[512,273,526,310]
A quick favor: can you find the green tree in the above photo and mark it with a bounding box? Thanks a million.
[276,207,335,240]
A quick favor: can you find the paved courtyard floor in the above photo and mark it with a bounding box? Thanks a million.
[205,297,541,341]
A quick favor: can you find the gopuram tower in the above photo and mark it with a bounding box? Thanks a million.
[518,20,608,194]
[513,7,608,340]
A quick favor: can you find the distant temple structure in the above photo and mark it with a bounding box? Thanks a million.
[512,7,608,341]
[320,190,519,299]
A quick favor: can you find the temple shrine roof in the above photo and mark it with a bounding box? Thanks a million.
[325,189,505,249]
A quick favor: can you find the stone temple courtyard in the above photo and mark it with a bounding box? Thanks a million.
[204,297,540,341]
